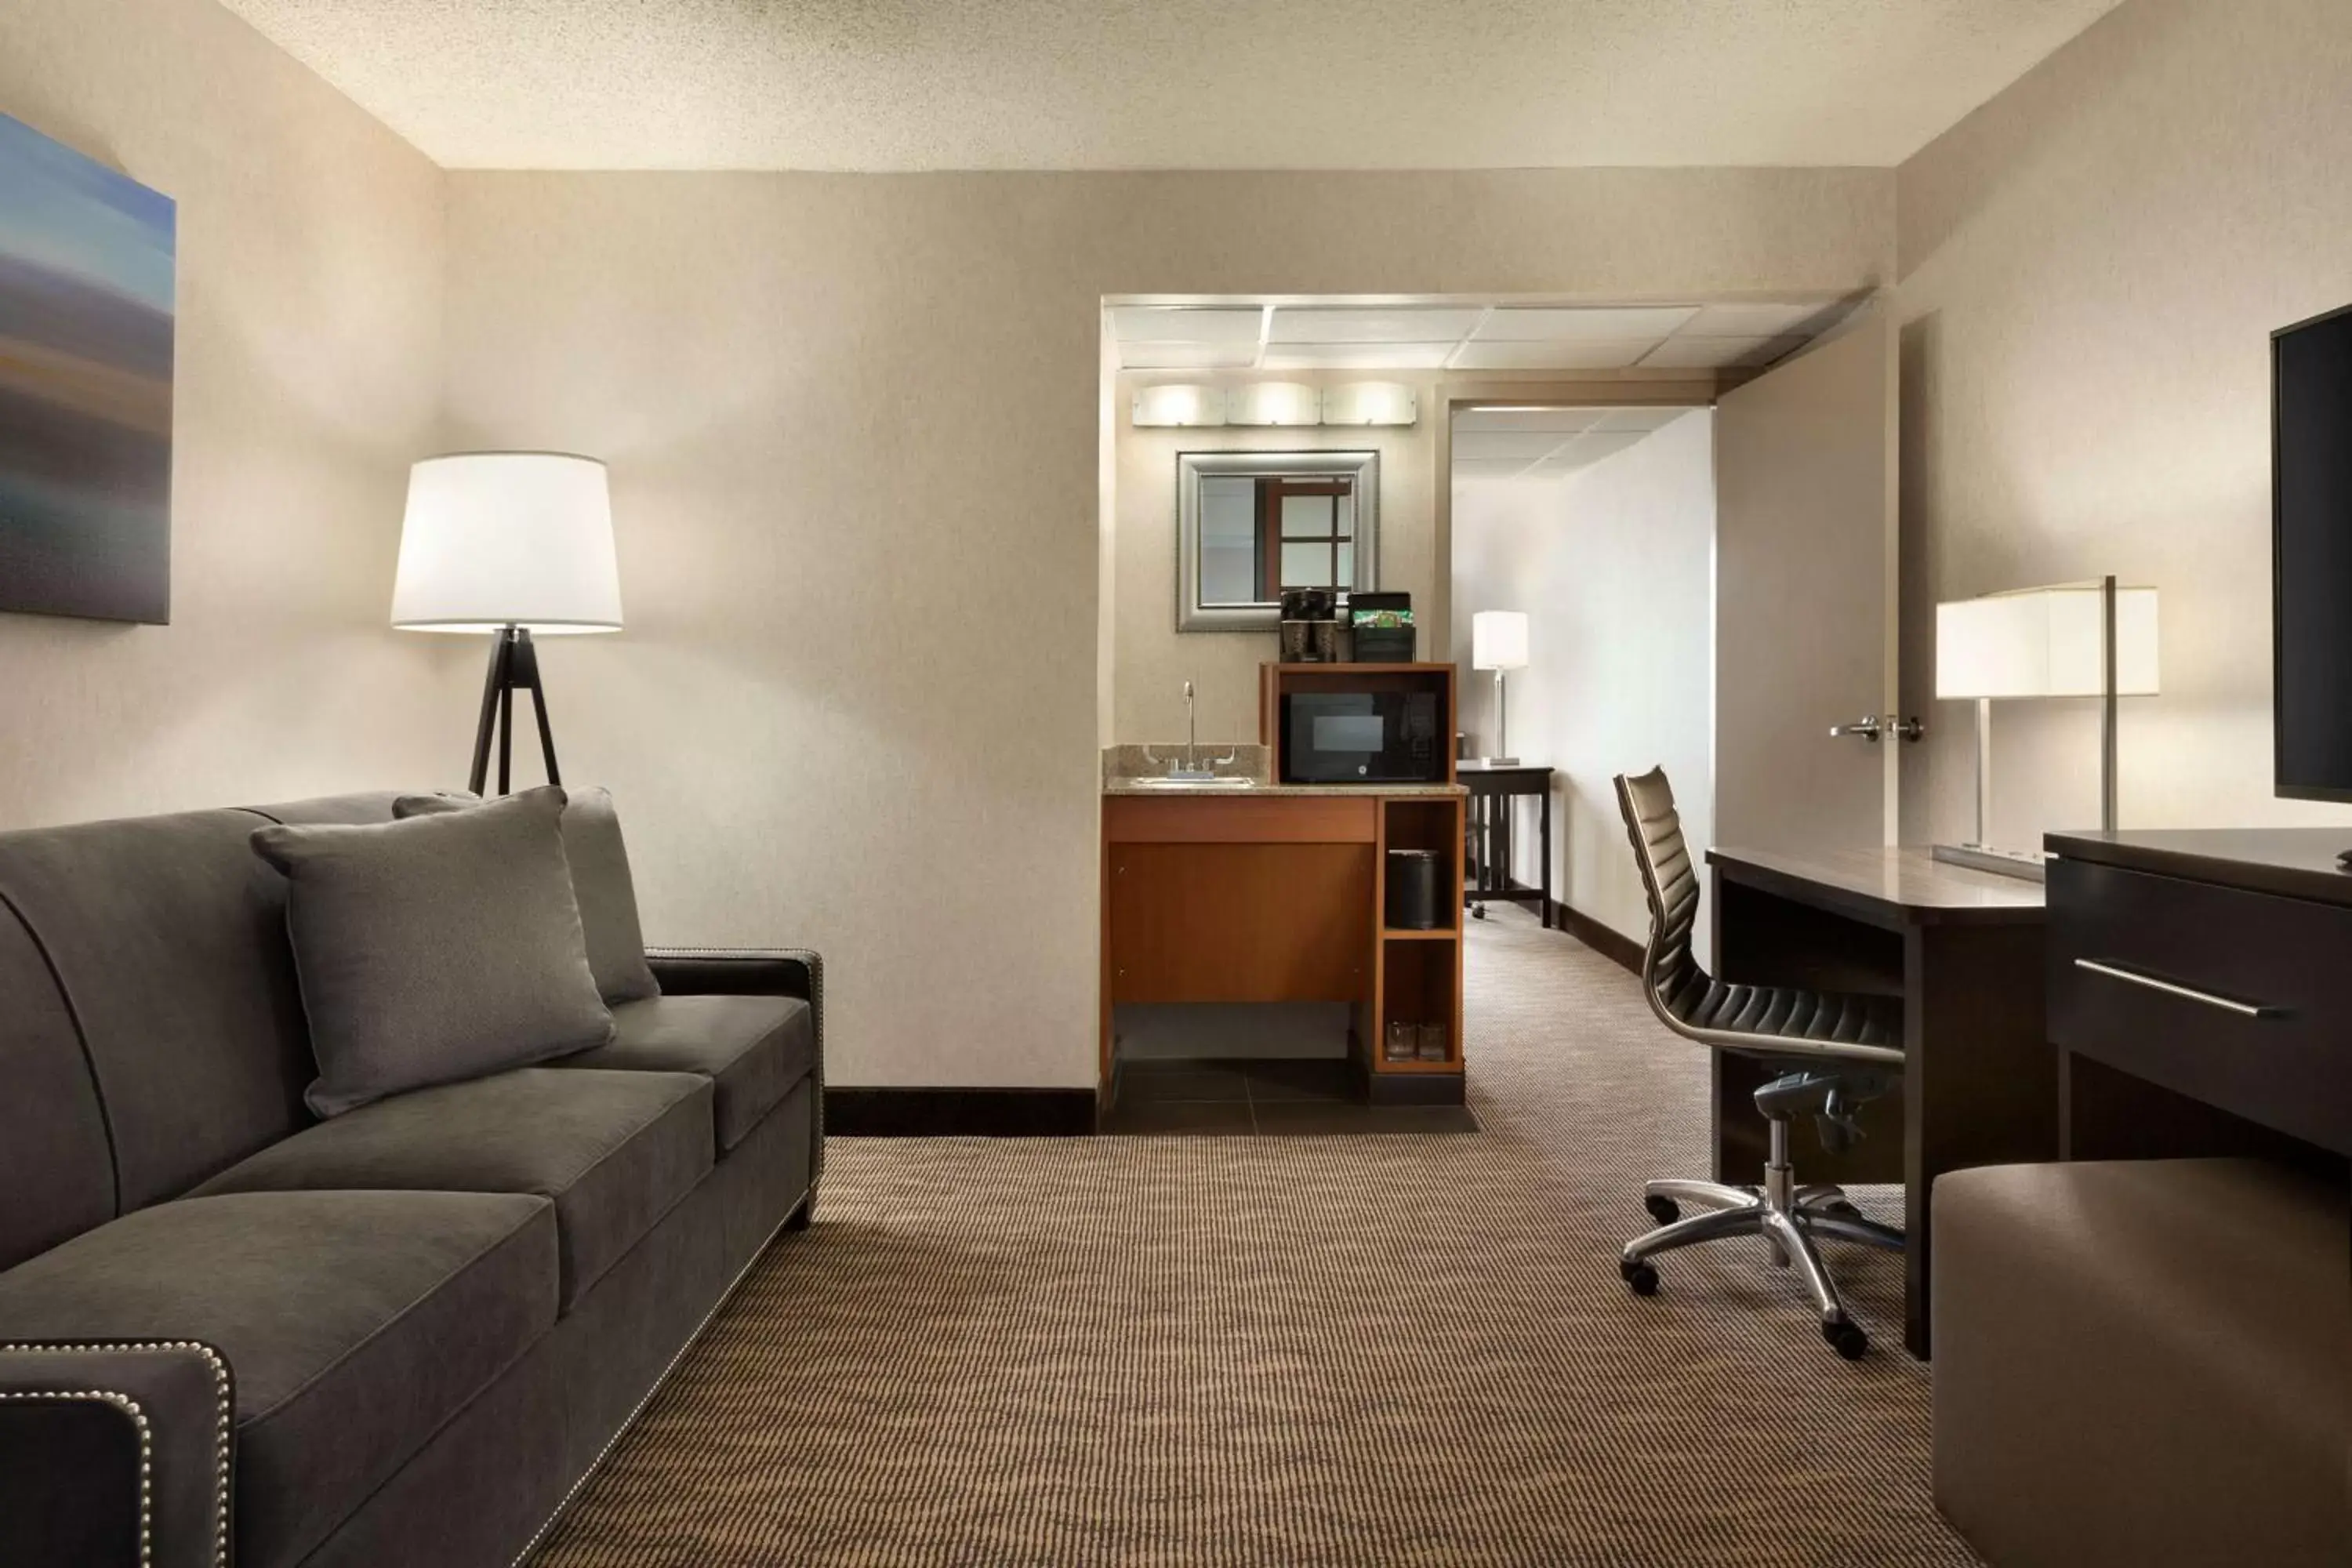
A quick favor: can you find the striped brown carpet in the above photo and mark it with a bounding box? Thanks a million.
[532,907,1979,1566]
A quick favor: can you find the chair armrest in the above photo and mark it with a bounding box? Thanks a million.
[0,1340,234,1568]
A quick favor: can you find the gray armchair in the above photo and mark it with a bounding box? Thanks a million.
[1611,767,1906,1359]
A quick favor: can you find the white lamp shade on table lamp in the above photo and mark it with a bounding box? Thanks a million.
[1471,610,1531,764]
[1932,580,2159,880]
[1936,586,2158,699]
[1472,610,1531,671]
[391,452,623,634]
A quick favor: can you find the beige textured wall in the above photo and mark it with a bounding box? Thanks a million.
[439,168,1892,1087]
[0,0,456,827]
[1896,0,2352,844]
[1112,372,1439,747]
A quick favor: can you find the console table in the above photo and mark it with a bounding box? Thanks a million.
[1460,761,1552,927]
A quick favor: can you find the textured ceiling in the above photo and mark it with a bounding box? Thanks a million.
[218,0,2124,171]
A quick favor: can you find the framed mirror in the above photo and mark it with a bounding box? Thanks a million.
[1176,451,1380,631]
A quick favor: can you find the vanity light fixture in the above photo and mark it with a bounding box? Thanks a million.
[1323,383,1418,426]
[1225,382,1323,426]
[1131,384,1227,427]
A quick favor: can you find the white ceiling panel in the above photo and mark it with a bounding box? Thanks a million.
[1269,308,1486,345]
[1448,340,1661,371]
[1454,408,1605,436]
[1682,301,1850,338]
[1637,334,1784,369]
[1109,306,1265,344]
[1260,343,1456,370]
[1119,343,1259,369]
[1591,405,1700,431]
[1453,433,1575,461]
[1453,459,1537,480]
[1472,307,1700,342]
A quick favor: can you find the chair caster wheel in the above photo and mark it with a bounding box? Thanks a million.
[1621,1258,1659,1297]
[1472,906,1488,920]
[1643,1195,1679,1225]
[1822,1199,1864,1222]
[1823,1319,1868,1360]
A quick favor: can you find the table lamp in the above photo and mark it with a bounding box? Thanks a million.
[1472,610,1530,765]
[391,452,622,795]
[1933,577,2158,880]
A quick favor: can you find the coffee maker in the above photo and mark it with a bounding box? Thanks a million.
[1279,587,1338,662]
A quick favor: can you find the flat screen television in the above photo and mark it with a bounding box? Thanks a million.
[2272,303,2352,802]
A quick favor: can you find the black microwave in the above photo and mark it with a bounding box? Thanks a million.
[1281,690,1445,784]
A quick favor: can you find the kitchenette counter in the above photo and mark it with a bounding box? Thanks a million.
[1102,780,1466,798]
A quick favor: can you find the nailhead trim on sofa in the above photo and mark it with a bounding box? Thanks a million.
[1,1339,233,1567]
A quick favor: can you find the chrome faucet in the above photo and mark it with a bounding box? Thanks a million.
[1160,681,1234,781]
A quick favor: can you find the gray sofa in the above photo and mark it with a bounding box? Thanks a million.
[0,792,824,1568]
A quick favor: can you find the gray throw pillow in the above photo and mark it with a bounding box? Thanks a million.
[253,786,616,1117]
[394,785,661,1004]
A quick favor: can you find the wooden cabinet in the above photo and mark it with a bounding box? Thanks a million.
[1107,843,1372,1004]
[1099,789,1466,1100]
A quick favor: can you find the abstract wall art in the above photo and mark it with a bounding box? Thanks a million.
[0,113,175,623]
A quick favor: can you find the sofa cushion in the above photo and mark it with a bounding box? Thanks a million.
[0,1189,556,1568]
[252,786,615,1117]
[559,994,815,1151]
[195,1068,713,1306]
[397,786,661,1004]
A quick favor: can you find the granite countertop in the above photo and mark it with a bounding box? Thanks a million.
[1100,742,1464,797]
[1102,779,1467,798]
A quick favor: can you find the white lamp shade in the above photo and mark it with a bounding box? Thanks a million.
[391,453,622,633]
[1936,585,2158,699]
[1131,384,1226,427]
[1472,610,1531,671]
[1225,382,1322,426]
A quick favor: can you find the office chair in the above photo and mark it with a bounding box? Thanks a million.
[1610,767,1906,1359]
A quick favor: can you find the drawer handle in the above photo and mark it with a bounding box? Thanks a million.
[2074,959,2276,1019]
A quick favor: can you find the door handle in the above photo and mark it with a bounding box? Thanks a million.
[1829,714,1925,744]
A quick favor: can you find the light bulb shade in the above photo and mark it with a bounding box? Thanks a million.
[1472,610,1530,670]
[392,452,622,633]
[1936,584,2158,699]
[1225,383,1322,426]
[1321,383,1417,426]
[1131,384,1226,427]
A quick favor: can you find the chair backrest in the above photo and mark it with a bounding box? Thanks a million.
[1613,768,1707,1027]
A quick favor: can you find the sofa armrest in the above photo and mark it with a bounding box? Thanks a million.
[646,948,826,1198]
[0,1340,234,1568]
[646,946,819,1006]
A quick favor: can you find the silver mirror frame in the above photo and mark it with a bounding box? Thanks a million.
[1175,449,1380,632]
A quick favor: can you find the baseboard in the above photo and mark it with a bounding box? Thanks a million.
[825,1087,1096,1137]
[1548,899,1644,976]
[1362,1069,1466,1106]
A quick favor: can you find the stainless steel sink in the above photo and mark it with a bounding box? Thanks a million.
[1126,775,1256,790]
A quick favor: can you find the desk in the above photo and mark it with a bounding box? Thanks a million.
[1460,762,1552,927]
[1708,845,2053,1359]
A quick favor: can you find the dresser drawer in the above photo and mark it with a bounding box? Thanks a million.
[2048,858,2352,1154]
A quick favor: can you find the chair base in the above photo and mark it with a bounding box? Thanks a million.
[1618,1119,1904,1359]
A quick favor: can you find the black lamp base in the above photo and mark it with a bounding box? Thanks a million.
[470,626,562,796]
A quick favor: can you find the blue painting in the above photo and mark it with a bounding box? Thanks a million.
[0,113,175,623]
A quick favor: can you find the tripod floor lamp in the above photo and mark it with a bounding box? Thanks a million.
[390,452,623,795]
